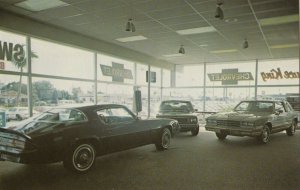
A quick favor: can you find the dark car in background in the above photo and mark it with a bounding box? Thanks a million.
[156,100,200,136]
[0,104,179,173]
[205,100,298,144]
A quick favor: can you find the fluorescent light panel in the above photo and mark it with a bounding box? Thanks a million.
[270,44,298,49]
[176,26,216,35]
[210,49,238,54]
[15,0,69,11]
[116,35,147,42]
[259,14,298,26]
[163,53,184,57]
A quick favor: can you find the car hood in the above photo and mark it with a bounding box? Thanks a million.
[156,112,197,117]
[138,118,178,129]
[208,111,271,121]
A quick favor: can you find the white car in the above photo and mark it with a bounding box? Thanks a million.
[7,107,30,121]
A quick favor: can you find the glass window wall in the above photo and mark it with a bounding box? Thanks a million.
[31,38,94,79]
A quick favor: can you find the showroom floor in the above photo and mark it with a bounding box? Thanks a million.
[0,128,299,190]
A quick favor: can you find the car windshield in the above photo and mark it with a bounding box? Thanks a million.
[159,101,193,113]
[34,108,86,122]
[234,101,274,112]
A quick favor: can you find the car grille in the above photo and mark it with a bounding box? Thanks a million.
[217,120,240,127]
[173,117,189,124]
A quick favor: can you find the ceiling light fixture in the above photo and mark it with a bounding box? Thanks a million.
[259,14,298,26]
[270,44,298,49]
[163,54,184,58]
[15,0,69,12]
[215,0,224,20]
[243,38,249,49]
[179,45,185,54]
[176,26,216,35]
[126,18,136,32]
[210,49,238,54]
[116,35,147,42]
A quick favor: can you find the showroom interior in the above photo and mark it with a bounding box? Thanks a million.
[0,0,299,190]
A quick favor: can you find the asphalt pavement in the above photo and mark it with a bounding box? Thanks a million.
[0,128,300,190]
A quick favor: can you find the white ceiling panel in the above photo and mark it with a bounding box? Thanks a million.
[0,0,298,65]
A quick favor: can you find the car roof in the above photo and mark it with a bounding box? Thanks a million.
[240,100,285,103]
[161,100,192,103]
[56,104,129,111]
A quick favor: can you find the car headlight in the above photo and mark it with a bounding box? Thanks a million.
[241,121,255,127]
[206,119,217,124]
[190,118,198,123]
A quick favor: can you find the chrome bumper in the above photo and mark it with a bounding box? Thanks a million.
[205,126,262,137]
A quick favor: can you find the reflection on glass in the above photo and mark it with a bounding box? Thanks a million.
[176,65,204,87]
[31,38,94,79]
[32,77,94,113]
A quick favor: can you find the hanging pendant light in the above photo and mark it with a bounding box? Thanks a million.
[125,18,136,32]
[179,45,185,54]
[126,19,131,31]
[243,38,249,49]
[215,0,224,20]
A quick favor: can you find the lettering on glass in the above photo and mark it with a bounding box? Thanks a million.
[208,69,254,85]
[100,63,133,82]
[261,67,300,81]
[0,41,25,63]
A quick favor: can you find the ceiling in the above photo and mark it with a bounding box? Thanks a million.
[0,0,299,65]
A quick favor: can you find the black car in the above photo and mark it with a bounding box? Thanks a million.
[156,100,200,136]
[0,104,179,173]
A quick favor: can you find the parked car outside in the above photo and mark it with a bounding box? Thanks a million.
[156,100,200,136]
[0,104,179,173]
[7,107,29,121]
[205,100,298,144]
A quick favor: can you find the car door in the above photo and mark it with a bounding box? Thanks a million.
[283,101,295,127]
[272,102,289,132]
[97,107,149,153]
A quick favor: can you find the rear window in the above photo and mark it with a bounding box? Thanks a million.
[35,108,87,122]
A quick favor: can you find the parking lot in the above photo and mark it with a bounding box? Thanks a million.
[0,128,299,190]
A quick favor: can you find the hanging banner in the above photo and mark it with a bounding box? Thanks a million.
[100,62,133,82]
[208,69,254,85]
[146,71,156,83]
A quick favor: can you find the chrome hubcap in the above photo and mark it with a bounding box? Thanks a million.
[162,132,170,148]
[292,122,296,133]
[73,145,95,170]
[262,128,269,142]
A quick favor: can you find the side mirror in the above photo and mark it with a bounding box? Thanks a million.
[275,110,283,115]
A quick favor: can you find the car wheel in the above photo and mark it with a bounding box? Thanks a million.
[286,120,297,136]
[16,114,22,121]
[64,143,96,173]
[215,132,227,140]
[155,128,171,151]
[191,126,199,136]
[259,126,270,144]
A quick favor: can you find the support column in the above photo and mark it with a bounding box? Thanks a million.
[26,36,33,116]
